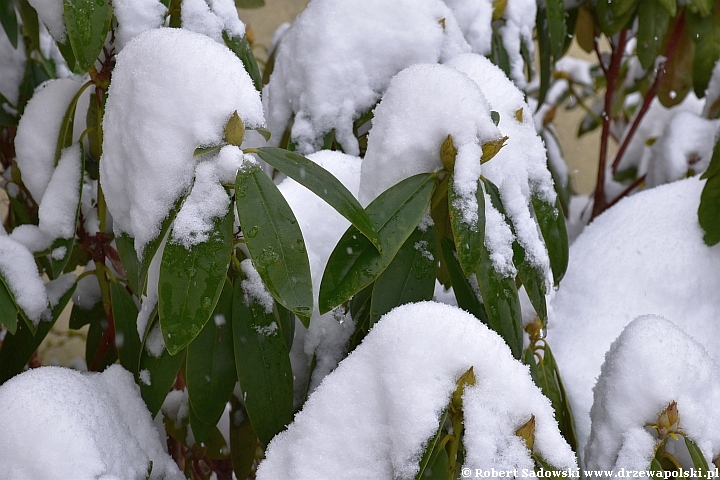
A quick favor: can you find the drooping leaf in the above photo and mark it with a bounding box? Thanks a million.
[187,279,236,428]
[369,226,436,324]
[636,0,671,70]
[699,140,720,245]
[235,161,313,320]
[685,436,710,474]
[658,20,695,107]
[139,195,184,295]
[232,278,293,446]
[86,310,117,371]
[223,32,262,92]
[532,195,569,286]
[116,234,140,294]
[111,282,141,376]
[159,204,234,355]
[0,0,17,48]
[188,400,216,445]
[63,0,111,71]
[687,7,720,97]
[415,408,449,480]
[0,282,75,384]
[54,82,92,168]
[251,147,382,252]
[274,300,295,352]
[0,280,18,334]
[229,396,258,480]
[138,340,186,417]
[440,237,489,324]
[319,173,436,314]
[595,0,637,37]
[546,0,567,61]
[448,175,484,277]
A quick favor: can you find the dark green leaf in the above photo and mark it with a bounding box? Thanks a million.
[370,226,436,324]
[415,408,449,480]
[448,175,484,277]
[536,7,552,107]
[235,162,313,320]
[187,278,236,427]
[610,0,640,22]
[440,237,489,324]
[0,280,18,334]
[687,7,720,97]
[63,0,111,71]
[233,278,293,446]
[547,0,567,61]
[637,0,670,70]
[688,0,713,17]
[700,142,720,245]
[274,300,295,352]
[86,311,116,370]
[657,0,677,15]
[0,282,75,384]
[491,31,512,79]
[0,269,37,334]
[57,39,77,72]
[139,336,185,417]
[69,300,104,329]
[116,234,140,294]
[319,173,436,314]
[0,0,18,49]
[188,400,215,445]
[685,436,709,474]
[595,0,637,37]
[159,204,234,355]
[650,457,664,474]
[235,0,264,7]
[252,147,382,252]
[223,32,262,92]
[139,195,184,295]
[229,396,258,480]
[111,282,141,376]
[658,22,694,107]
[532,195,569,286]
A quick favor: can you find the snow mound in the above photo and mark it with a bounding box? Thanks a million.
[257,301,577,479]
[0,235,48,323]
[0,30,25,105]
[585,315,720,472]
[548,176,720,460]
[100,28,264,258]
[263,0,470,155]
[0,365,183,479]
[113,0,167,51]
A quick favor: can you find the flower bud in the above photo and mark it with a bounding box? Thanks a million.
[440,134,457,172]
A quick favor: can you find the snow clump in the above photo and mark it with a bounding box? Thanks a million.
[113,0,168,51]
[257,301,577,479]
[263,0,470,155]
[181,0,245,43]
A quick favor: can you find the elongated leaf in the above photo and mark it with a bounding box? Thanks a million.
[440,237,489,323]
[138,340,185,417]
[159,204,234,355]
[370,226,436,324]
[610,0,640,21]
[689,0,713,17]
[54,82,91,169]
[685,436,709,474]
[139,195,184,295]
[0,0,18,48]
[111,282,141,376]
[547,0,566,61]
[699,141,720,245]
[484,179,548,324]
[116,234,140,294]
[275,300,295,352]
[233,278,293,446]
[86,311,117,370]
[658,21,694,107]
[0,281,18,334]
[416,408,449,480]
[69,300,103,329]
[595,0,637,36]
[252,147,382,252]
[0,269,36,335]
[229,396,258,480]
[0,282,75,384]
[189,400,216,445]
[448,175,484,277]
[637,0,670,70]
[223,32,262,92]
[235,162,313,320]
[63,0,111,71]
[187,279,236,427]
[687,7,720,97]
[532,195,569,286]
[536,7,552,107]
[319,173,436,314]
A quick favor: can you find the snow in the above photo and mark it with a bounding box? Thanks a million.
[263,0,470,155]
[139,368,152,386]
[276,150,361,393]
[240,258,274,314]
[554,56,593,87]
[100,28,264,259]
[145,322,166,358]
[27,0,66,42]
[645,112,720,188]
[585,315,720,472]
[549,176,720,462]
[73,262,102,310]
[0,236,48,323]
[358,63,500,210]
[9,224,53,252]
[37,143,81,240]
[443,0,493,57]
[46,273,76,308]
[703,58,720,118]
[484,192,517,277]
[14,78,84,203]
[257,301,577,479]
[0,365,183,479]
[113,0,167,51]
[0,31,25,106]
[181,0,245,42]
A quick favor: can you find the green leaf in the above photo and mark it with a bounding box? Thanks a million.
[0,282,75,384]
[229,396,258,480]
[53,82,91,170]
[252,147,382,252]
[63,0,111,72]
[595,0,637,37]
[187,278,236,428]
[546,0,567,61]
[636,0,671,70]
[440,237,489,324]
[319,173,436,314]
[223,32,262,92]
[610,0,640,22]
[687,7,720,97]
[0,269,37,335]
[685,436,709,474]
[415,408,449,480]
[139,336,186,417]
[699,141,720,245]
[0,0,18,49]
[484,179,548,324]
[369,226,436,325]
[274,300,295,352]
[116,234,140,294]
[189,400,216,445]
[536,7,552,107]
[111,282,141,376]
[86,311,117,370]
[448,175,484,277]
[69,300,104,329]
[688,0,713,17]
[56,39,77,72]
[658,22,694,107]
[233,277,293,446]
[159,204,233,355]
[650,457,664,474]
[139,195,184,295]
[532,195,569,286]
[0,280,18,334]
[235,0,264,7]
[235,162,313,320]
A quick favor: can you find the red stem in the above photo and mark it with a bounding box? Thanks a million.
[606,174,647,210]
